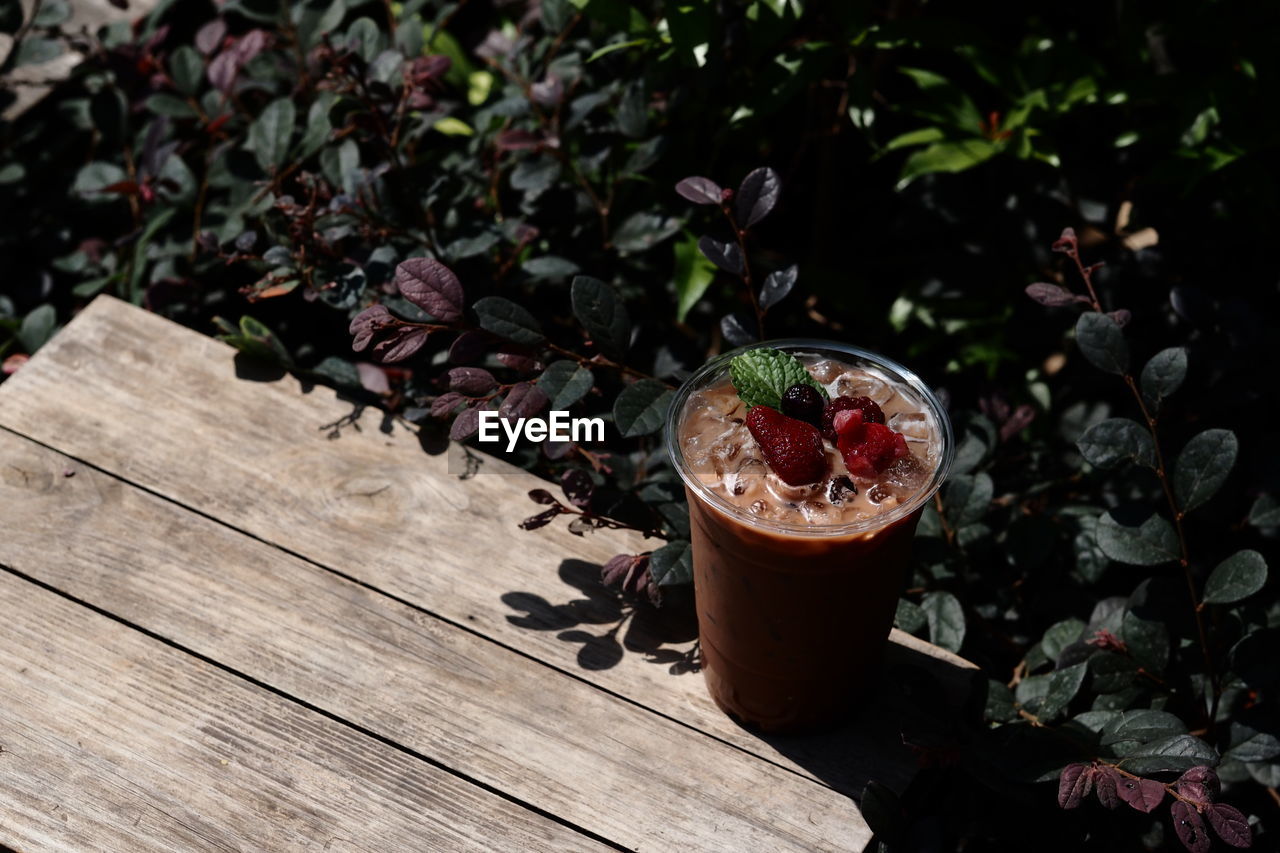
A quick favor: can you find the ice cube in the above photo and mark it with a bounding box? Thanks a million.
[867,483,892,504]
[834,370,893,404]
[799,500,839,524]
[808,359,844,384]
[750,499,769,515]
[888,411,930,441]
[766,473,824,505]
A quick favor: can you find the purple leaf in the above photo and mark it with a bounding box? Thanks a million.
[519,507,561,530]
[1177,767,1220,799]
[206,50,238,93]
[735,167,780,228]
[450,406,482,440]
[1026,283,1088,307]
[1109,309,1132,328]
[720,312,757,347]
[231,30,270,64]
[528,489,558,505]
[697,235,743,275]
[601,554,641,586]
[195,19,226,55]
[1206,803,1252,848]
[1171,801,1212,853]
[499,382,549,420]
[448,330,489,364]
[999,404,1036,442]
[560,469,594,508]
[496,129,543,151]
[1117,776,1165,813]
[495,344,538,373]
[1052,227,1078,254]
[395,258,463,322]
[447,367,497,395]
[355,363,389,395]
[430,392,466,418]
[372,326,430,363]
[1174,780,1212,806]
[759,264,797,310]
[1057,763,1092,809]
[349,305,396,352]
[1094,766,1122,809]
[674,176,723,205]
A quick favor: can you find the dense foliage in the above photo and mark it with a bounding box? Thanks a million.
[3,1,1277,850]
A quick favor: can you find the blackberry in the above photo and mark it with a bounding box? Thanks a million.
[780,384,824,427]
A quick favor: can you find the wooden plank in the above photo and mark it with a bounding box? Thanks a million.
[0,571,608,853]
[0,295,976,798]
[0,429,874,851]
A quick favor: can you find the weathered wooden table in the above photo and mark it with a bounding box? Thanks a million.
[0,296,976,851]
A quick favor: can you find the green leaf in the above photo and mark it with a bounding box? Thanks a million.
[1140,347,1187,410]
[1203,550,1267,605]
[1100,710,1188,747]
[922,590,965,653]
[896,139,997,189]
[943,473,992,527]
[247,98,297,173]
[299,91,338,158]
[146,93,198,118]
[1074,313,1128,375]
[728,347,827,410]
[571,276,631,361]
[1090,651,1139,694]
[1121,734,1218,775]
[472,296,545,345]
[17,304,57,353]
[881,126,947,153]
[1249,495,1280,528]
[898,67,983,133]
[673,233,716,322]
[169,46,204,96]
[1174,429,1237,512]
[1077,418,1155,470]
[537,361,594,410]
[1041,619,1086,664]
[1226,727,1280,764]
[1120,609,1169,673]
[15,37,62,67]
[1096,510,1178,566]
[613,212,681,254]
[433,117,475,137]
[346,17,384,63]
[613,379,674,438]
[648,540,692,586]
[1038,663,1087,721]
[895,598,926,634]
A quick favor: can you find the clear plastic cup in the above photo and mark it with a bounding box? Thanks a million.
[666,339,954,731]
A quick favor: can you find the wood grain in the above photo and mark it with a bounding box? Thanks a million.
[0,296,976,799]
[0,570,608,853]
[0,429,873,851]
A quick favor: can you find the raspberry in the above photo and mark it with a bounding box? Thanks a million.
[780,384,823,426]
[821,395,884,442]
[745,405,829,486]
[837,419,910,479]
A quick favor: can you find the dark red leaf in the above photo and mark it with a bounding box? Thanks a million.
[349,304,396,352]
[499,382,549,420]
[448,330,489,364]
[99,180,141,196]
[1109,309,1132,328]
[231,30,270,64]
[496,129,543,151]
[371,325,429,363]
[1206,803,1252,848]
[698,235,743,275]
[1052,227,1078,254]
[447,367,496,395]
[560,469,594,508]
[601,554,640,586]
[1177,767,1220,799]
[206,50,238,92]
[395,258,463,322]
[450,406,482,440]
[1057,763,1092,809]
[430,392,465,418]
[195,19,226,55]
[528,489,558,505]
[1094,766,1122,809]
[1174,781,1212,806]
[1117,776,1165,813]
[674,176,723,205]
[1171,801,1212,853]
[1025,283,1087,307]
[355,363,390,395]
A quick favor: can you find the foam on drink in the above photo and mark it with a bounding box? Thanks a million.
[676,355,943,525]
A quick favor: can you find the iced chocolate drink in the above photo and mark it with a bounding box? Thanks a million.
[666,340,953,731]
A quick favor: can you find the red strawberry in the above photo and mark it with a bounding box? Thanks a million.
[834,408,909,478]
[821,395,885,442]
[745,405,829,486]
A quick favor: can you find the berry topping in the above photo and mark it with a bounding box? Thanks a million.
[834,407,910,479]
[780,383,824,426]
[745,405,829,486]
[821,395,885,442]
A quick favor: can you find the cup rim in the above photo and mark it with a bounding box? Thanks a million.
[664,338,955,538]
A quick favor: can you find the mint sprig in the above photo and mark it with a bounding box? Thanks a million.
[729,347,829,409]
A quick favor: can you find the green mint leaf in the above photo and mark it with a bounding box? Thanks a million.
[729,347,828,410]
